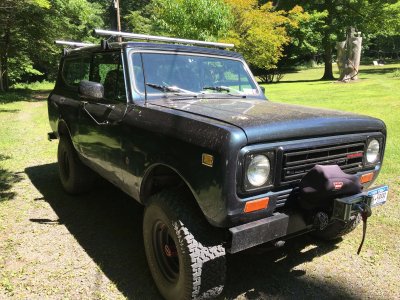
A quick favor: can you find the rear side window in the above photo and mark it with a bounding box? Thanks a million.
[62,56,90,87]
[91,52,126,102]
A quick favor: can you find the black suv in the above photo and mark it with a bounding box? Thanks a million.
[48,31,388,300]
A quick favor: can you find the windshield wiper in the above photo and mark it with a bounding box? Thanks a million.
[202,85,246,98]
[146,83,196,95]
[202,85,230,92]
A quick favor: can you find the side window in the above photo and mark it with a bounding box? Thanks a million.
[132,53,145,93]
[91,52,126,102]
[62,56,90,87]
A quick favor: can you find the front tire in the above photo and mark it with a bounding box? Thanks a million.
[57,136,96,194]
[143,190,226,300]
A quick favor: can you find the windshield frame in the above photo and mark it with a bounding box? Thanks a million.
[126,48,264,101]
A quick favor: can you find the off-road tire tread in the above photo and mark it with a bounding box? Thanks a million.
[144,189,226,300]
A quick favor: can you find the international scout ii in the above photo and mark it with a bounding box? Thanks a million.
[48,30,388,299]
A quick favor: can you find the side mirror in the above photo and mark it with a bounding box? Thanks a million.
[79,80,104,100]
[260,86,266,94]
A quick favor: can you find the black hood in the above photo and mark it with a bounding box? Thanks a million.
[149,97,386,143]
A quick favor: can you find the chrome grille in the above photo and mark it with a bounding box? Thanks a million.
[281,142,365,185]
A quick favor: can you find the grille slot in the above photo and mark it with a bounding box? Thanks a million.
[281,142,365,185]
[276,193,290,208]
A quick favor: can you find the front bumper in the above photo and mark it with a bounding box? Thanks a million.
[228,185,388,253]
[228,212,289,253]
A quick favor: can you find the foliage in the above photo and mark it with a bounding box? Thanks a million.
[0,0,104,89]
[391,69,400,78]
[125,10,154,35]
[125,0,232,39]
[223,0,304,75]
[257,69,285,83]
[2,0,400,87]
[276,0,400,79]
[151,0,232,40]
[280,10,327,68]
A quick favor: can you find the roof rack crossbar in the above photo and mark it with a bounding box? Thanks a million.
[55,40,95,48]
[94,29,234,49]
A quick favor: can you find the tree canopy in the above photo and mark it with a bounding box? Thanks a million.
[222,0,305,79]
[1,0,400,90]
[277,0,400,79]
[0,0,103,90]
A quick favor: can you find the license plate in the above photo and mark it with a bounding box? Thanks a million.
[368,185,389,207]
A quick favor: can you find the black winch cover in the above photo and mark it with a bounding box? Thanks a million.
[298,164,362,210]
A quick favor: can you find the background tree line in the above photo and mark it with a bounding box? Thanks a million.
[1,0,399,90]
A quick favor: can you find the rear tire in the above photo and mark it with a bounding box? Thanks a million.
[143,189,226,300]
[312,213,361,240]
[57,136,96,194]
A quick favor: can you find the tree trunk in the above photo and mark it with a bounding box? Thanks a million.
[0,1,13,91]
[0,59,4,92]
[321,0,334,80]
[1,20,11,91]
[0,57,5,92]
[322,35,334,80]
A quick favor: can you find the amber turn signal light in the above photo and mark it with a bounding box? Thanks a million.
[360,172,374,184]
[244,197,269,213]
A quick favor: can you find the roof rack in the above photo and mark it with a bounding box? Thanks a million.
[94,29,234,49]
[55,40,95,48]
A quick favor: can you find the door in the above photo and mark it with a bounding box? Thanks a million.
[50,55,91,146]
[78,51,127,186]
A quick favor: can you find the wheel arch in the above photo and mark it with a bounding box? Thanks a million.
[140,163,203,213]
[57,119,72,140]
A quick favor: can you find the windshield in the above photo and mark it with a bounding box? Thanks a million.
[131,52,259,96]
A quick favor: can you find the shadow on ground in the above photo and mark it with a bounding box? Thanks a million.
[0,154,23,201]
[360,66,399,75]
[276,79,334,84]
[26,163,359,299]
[0,89,50,104]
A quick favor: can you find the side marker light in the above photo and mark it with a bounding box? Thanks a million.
[360,172,374,184]
[244,197,269,213]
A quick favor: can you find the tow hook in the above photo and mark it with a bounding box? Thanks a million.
[313,211,329,231]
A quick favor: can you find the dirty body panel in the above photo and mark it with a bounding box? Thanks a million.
[47,41,387,232]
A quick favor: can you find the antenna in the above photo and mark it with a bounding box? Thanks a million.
[93,29,235,49]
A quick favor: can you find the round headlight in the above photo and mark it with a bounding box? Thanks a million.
[366,139,380,163]
[247,155,270,187]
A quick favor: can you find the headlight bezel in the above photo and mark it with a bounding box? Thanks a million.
[364,138,382,166]
[242,151,276,192]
